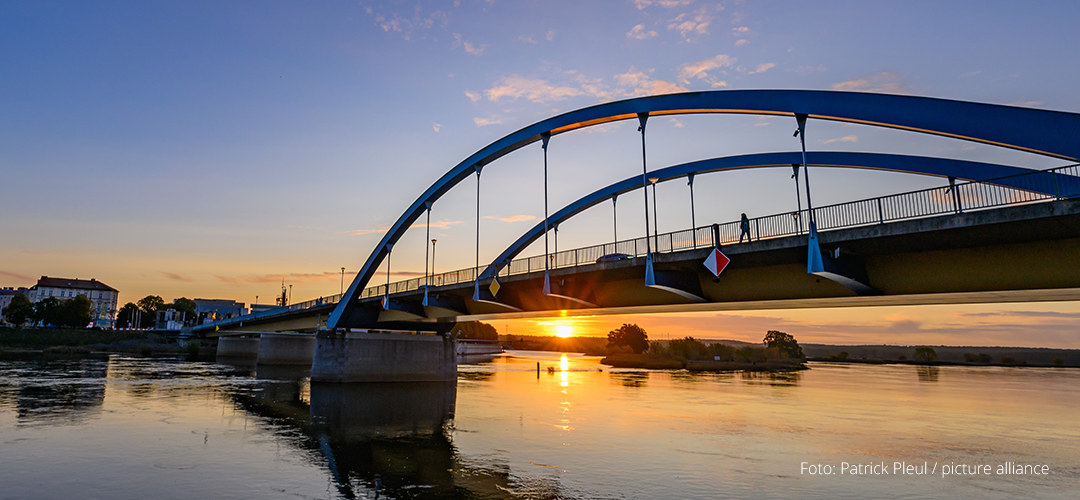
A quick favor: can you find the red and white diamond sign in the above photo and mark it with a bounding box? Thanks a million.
[703,247,730,277]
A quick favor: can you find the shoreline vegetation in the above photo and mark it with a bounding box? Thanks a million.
[596,325,809,373]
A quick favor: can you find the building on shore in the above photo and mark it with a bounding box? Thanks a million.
[193,298,248,324]
[0,288,30,326]
[27,277,119,328]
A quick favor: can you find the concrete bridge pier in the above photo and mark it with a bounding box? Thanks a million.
[257,333,317,365]
[216,336,260,363]
[311,331,457,383]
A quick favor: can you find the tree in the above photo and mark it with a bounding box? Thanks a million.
[453,321,498,340]
[59,295,92,327]
[607,323,649,354]
[137,295,165,314]
[763,330,804,359]
[913,346,938,363]
[32,297,63,326]
[136,295,164,328]
[116,303,139,328]
[2,294,33,326]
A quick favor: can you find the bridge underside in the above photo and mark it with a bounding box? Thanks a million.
[203,199,1080,334]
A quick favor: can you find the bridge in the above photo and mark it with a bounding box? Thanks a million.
[195,89,1080,382]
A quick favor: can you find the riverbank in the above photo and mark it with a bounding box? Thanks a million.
[0,327,209,358]
[601,353,807,372]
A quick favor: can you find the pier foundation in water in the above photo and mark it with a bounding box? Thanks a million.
[311,331,457,382]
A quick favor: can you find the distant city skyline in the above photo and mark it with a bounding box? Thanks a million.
[3,1,1079,346]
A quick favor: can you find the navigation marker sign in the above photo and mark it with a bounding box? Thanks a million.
[489,277,501,297]
[703,247,730,277]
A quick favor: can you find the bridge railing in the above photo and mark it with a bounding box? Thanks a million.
[207,162,1079,327]
[354,162,1080,298]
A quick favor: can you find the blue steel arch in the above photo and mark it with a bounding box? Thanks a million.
[329,90,1080,329]
[481,151,1068,278]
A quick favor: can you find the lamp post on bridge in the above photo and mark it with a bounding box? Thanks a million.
[340,267,345,294]
[431,239,438,286]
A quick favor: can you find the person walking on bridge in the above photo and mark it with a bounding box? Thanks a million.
[739,213,752,243]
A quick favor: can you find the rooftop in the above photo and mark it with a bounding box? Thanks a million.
[35,276,117,292]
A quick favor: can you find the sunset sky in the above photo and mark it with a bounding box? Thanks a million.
[3,1,1080,346]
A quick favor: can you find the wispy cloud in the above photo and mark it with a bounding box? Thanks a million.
[346,219,463,236]
[1008,100,1043,108]
[748,62,775,74]
[473,115,507,127]
[484,214,537,222]
[464,90,481,102]
[831,71,913,94]
[0,270,33,282]
[546,29,556,41]
[517,35,537,44]
[452,33,486,55]
[734,39,748,46]
[432,123,441,132]
[613,68,688,96]
[668,118,685,128]
[368,6,448,41]
[161,272,193,282]
[216,271,424,285]
[822,134,858,144]
[667,7,714,39]
[677,54,736,84]
[732,26,749,35]
[626,24,658,40]
[484,75,584,104]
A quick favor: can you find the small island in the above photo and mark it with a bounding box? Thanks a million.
[599,324,808,372]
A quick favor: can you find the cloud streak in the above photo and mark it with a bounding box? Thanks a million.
[0,270,33,282]
[346,219,463,236]
[831,71,913,94]
[161,272,193,282]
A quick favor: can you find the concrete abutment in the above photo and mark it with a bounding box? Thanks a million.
[311,331,458,383]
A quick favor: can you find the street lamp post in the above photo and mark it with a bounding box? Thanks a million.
[340,267,345,294]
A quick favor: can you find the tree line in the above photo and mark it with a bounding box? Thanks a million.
[606,323,806,361]
[115,296,197,328]
[2,294,93,328]
[2,293,200,329]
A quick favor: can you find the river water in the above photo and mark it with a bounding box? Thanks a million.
[0,351,1077,499]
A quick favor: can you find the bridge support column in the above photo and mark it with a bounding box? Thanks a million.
[311,331,457,383]
[216,336,260,361]
[257,333,317,365]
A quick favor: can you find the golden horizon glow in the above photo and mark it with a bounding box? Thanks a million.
[556,325,573,338]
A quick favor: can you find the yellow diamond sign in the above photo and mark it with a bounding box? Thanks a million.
[488,277,501,297]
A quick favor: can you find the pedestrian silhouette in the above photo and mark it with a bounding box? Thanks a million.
[739,213,752,243]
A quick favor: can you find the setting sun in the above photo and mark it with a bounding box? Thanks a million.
[556,325,573,338]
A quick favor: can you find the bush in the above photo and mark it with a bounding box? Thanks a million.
[667,337,710,361]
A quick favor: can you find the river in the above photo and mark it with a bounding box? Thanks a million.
[0,351,1076,499]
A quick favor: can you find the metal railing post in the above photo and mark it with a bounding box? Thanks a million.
[877,198,884,224]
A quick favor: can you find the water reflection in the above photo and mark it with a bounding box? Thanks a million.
[917,365,940,382]
[0,358,108,425]
[2,353,1078,500]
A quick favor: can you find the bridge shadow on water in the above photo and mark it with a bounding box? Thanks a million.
[230,364,516,500]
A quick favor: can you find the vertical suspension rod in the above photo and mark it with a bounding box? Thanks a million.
[638,113,651,256]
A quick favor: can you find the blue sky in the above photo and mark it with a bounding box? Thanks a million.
[3,1,1080,345]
